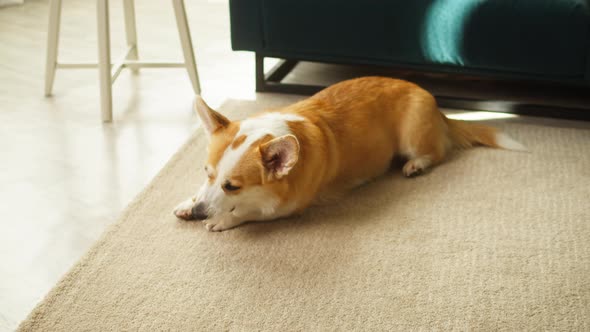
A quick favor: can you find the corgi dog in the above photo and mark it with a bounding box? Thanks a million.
[174,77,525,231]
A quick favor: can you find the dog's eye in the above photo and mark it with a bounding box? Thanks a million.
[223,181,241,192]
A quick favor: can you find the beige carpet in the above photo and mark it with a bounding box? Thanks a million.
[19,98,590,331]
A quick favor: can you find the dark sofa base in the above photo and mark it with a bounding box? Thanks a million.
[255,54,590,121]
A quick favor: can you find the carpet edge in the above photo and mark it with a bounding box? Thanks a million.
[16,129,204,331]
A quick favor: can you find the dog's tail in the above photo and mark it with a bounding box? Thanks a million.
[444,116,527,151]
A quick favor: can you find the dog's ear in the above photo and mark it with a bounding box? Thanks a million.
[259,134,300,180]
[194,96,230,137]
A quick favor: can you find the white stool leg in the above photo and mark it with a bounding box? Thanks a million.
[45,0,62,96]
[97,0,113,122]
[172,0,201,95]
[123,0,139,74]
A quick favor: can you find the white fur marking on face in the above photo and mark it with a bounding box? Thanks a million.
[197,113,305,217]
[216,112,304,181]
[231,186,280,218]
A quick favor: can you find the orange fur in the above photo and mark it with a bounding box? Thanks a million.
[175,77,516,231]
[263,77,504,208]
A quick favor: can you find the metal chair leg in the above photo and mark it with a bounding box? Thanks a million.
[45,0,62,96]
[97,0,113,122]
[172,0,201,95]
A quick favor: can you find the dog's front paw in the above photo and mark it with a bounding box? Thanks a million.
[203,216,241,232]
[173,198,195,220]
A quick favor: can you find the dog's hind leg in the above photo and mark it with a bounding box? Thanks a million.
[403,157,430,177]
[399,107,450,177]
[402,123,451,177]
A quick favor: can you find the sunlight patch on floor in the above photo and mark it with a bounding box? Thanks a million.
[445,111,519,121]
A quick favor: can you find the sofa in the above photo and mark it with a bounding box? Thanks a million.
[229,0,590,118]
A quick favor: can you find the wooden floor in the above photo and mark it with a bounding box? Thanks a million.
[0,0,255,330]
[1,1,588,331]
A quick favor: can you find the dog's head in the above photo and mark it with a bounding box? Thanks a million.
[180,96,303,221]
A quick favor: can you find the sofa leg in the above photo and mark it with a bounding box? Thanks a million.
[255,53,266,92]
[255,53,322,95]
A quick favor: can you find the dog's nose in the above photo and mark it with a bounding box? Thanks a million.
[191,202,208,220]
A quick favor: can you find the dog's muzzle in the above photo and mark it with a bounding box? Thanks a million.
[191,202,208,220]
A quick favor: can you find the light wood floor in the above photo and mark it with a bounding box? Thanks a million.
[0,0,256,330]
[1,1,588,331]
